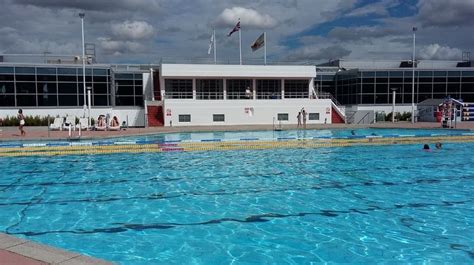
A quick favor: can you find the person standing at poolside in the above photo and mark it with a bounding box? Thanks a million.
[17,109,26,136]
[301,108,307,128]
[297,112,302,128]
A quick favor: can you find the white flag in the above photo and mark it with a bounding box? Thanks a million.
[208,32,214,55]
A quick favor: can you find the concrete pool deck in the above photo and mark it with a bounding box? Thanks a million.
[1,121,473,263]
[1,122,473,142]
[0,233,112,264]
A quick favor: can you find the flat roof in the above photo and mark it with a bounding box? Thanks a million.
[161,64,315,78]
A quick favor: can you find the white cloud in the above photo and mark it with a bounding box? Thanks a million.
[286,44,351,62]
[418,0,474,27]
[111,21,154,40]
[215,7,277,29]
[346,0,397,17]
[98,37,145,54]
[419,44,462,60]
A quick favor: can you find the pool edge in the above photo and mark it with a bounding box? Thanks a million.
[0,233,113,265]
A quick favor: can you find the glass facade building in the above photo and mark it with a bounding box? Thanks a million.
[0,65,144,108]
[317,66,474,105]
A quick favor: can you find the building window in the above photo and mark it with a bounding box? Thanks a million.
[284,80,309,98]
[179,114,191,122]
[257,79,281,99]
[277,113,288,121]
[196,79,223,100]
[164,79,193,99]
[213,114,225,122]
[115,72,142,106]
[309,113,320,120]
[227,79,252,99]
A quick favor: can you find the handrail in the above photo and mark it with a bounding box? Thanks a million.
[357,112,371,124]
[345,111,356,124]
[316,92,342,106]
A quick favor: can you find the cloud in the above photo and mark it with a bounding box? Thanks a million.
[346,0,398,17]
[419,44,462,60]
[286,45,351,62]
[111,21,154,40]
[320,0,358,20]
[215,7,277,29]
[98,37,146,55]
[418,0,474,27]
[328,26,401,42]
[14,0,161,13]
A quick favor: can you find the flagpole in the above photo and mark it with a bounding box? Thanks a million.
[239,19,242,65]
[264,32,267,65]
[213,29,217,64]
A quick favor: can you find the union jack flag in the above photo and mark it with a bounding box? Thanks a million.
[228,21,240,37]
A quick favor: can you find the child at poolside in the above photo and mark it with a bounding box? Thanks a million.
[17,109,25,136]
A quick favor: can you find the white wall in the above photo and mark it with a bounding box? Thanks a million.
[163,99,333,126]
[346,104,416,113]
[0,107,145,127]
[161,64,316,78]
[142,72,152,101]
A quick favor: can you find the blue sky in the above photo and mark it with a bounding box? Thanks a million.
[0,0,473,64]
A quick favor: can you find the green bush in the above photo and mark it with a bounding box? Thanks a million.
[385,112,411,121]
[1,115,54,126]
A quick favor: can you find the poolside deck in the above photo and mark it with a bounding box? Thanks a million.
[1,122,473,142]
[0,233,112,265]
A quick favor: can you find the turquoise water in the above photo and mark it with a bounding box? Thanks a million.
[0,135,473,264]
[117,128,469,142]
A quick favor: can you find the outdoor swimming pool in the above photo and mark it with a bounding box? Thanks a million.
[0,129,473,264]
[115,127,470,143]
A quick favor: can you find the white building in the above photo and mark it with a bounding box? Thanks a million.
[153,63,344,127]
[0,60,347,127]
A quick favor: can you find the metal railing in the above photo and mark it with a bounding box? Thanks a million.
[163,91,326,100]
[256,92,282,100]
[345,111,356,124]
[163,92,193,99]
[226,92,253,100]
[196,92,224,100]
[316,92,342,106]
[284,92,309,99]
[357,112,372,124]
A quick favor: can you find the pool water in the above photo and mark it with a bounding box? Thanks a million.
[0,139,473,264]
[117,128,469,142]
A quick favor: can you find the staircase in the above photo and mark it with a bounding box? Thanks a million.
[463,103,474,121]
[145,70,164,127]
[332,105,345,123]
[147,105,164,126]
[316,92,346,123]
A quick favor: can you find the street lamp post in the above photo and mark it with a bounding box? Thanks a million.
[79,13,86,118]
[411,26,417,124]
[391,88,398,123]
[87,87,92,128]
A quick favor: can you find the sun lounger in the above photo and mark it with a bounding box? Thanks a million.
[95,124,107,131]
[76,118,88,130]
[49,117,64,131]
[108,121,120,131]
[63,116,76,131]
